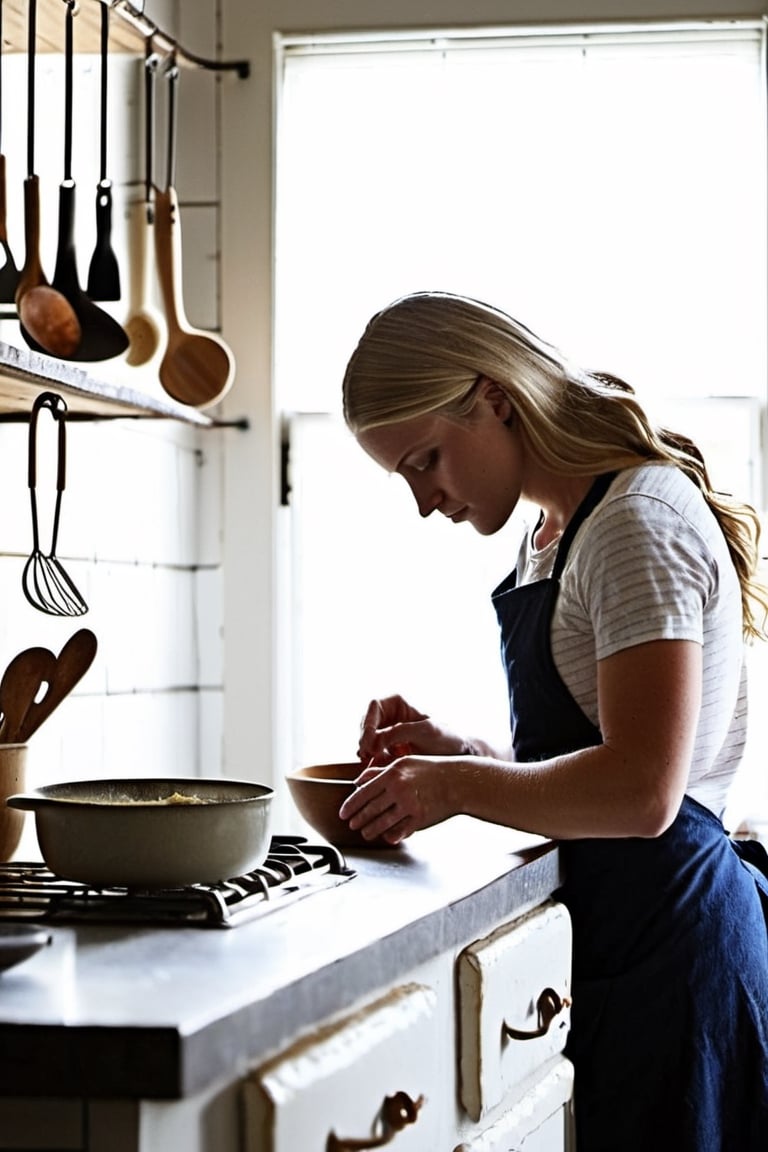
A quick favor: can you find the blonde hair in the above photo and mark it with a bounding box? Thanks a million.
[343,292,768,640]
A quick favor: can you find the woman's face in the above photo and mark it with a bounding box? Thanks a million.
[356,384,525,536]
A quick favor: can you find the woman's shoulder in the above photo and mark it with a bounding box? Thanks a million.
[608,462,697,504]
[602,463,715,533]
[574,463,728,582]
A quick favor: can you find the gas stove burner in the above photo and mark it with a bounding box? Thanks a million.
[0,836,355,928]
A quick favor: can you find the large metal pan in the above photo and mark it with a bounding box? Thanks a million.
[7,777,273,889]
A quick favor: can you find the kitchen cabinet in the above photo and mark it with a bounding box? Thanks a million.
[453,900,574,1151]
[242,900,574,1152]
[0,1098,139,1152]
[244,982,440,1151]
[454,1059,574,1152]
[0,819,571,1152]
[458,900,572,1121]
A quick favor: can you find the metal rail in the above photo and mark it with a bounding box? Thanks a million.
[105,0,250,78]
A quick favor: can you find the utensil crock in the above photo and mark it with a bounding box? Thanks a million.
[0,744,27,862]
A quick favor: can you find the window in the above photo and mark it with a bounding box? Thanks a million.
[274,23,768,822]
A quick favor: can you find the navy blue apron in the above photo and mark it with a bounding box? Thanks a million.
[492,474,768,1151]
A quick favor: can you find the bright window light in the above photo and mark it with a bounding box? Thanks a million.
[274,24,768,824]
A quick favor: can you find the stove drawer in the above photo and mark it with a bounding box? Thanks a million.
[243,982,439,1152]
[458,900,572,1121]
[455,1056,574,1151]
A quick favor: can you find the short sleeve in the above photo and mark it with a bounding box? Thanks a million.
[560,491,718,661]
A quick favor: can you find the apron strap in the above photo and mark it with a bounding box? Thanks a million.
[552,472,617,581]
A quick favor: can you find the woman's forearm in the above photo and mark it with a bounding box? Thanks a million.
[447,742,686,840]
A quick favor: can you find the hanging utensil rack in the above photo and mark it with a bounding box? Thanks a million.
[0,0,249,428]
[107,0,250,78]
[1,1,250,78]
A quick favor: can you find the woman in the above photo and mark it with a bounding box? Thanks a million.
[339,292,768,1150]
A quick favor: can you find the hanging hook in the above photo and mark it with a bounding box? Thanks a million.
[144,32,160,73]
[109,1,250,78]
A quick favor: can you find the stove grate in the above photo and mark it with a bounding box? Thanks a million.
[0,836,355,928]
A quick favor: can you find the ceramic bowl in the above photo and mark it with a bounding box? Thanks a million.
[0,744,27,863]
[286,762,398,849]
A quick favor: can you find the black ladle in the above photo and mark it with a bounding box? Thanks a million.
[86,1,120,301]
[0,0,19,304]
[49,0,127,362]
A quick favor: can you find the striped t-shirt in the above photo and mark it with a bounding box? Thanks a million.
[517,463,747,817]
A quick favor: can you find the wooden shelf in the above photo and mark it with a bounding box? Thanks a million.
[2,1,250,75]
[0,339,215,424]
[4,0,141,55]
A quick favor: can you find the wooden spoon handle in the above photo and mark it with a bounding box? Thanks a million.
[16,175,45,298]
[152,184,184,334]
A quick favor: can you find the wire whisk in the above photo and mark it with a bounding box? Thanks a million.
[22,391,88,617]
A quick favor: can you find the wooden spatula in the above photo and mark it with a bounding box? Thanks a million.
[17,629,97,743]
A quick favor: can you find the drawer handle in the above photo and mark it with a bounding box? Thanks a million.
[327,1090,425,1151]
[502,986,570,1041]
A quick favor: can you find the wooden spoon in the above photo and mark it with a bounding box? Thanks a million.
[17,177,81,359]
[124,51,163,367]
[17,629,97,743]
[15,0,80,357]
[124,199,163,366]
[153,63,234,408]
[154,187,234,406]
[0,647,57,744]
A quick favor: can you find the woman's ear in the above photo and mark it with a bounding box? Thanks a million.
[479,377,515,425]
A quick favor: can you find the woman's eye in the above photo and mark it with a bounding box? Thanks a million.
[413,450,438,473]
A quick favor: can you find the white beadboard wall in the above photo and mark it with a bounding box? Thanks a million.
[0,0,227,841]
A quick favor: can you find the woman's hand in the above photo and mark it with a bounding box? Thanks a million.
[357,694,474,763]
[342,638,702,845]
[339,753,463,845]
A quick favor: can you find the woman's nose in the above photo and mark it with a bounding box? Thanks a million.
[412,482,442,518]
